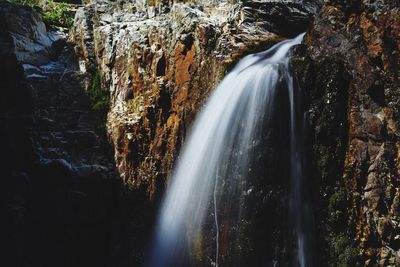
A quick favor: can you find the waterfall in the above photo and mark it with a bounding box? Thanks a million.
[148,33,312,267]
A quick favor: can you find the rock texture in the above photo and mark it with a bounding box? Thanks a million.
[0,1,323,266]
[3,0,399,265]
[69,1,322,265]
[71,0,319,201]
[292,0,400,265]
[0,3,124,266]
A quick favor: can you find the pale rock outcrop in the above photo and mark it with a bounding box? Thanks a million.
[2,3,66,65]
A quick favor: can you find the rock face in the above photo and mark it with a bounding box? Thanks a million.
[292,0,400,265]
[70,1,321,265]
[71,0,319,201]
[0,6,34,265]
[3,4,53,64]
[1,1,322,266]
[6,0,400,266]
[0,3,123,266]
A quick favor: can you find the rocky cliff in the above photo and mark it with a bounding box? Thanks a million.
[71,0,319,201]
[69,2,321,265]
[1,1,320,266]
[62,0,400,265]
[292,0,400,265]
[69,1,323,265]
[0,3,123,266]
[3,0,400,266]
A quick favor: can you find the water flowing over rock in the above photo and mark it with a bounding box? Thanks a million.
[6,0,400,266]
[71,0,320,202]
[1,1,322,266]
[149,33,313,267]
[69,2,320,264]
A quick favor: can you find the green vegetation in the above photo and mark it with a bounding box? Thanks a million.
[42,1,74,29]
[327,187,347,226]
[7,0,74,29]
[87,70,110,132]
[326,187,360,266]
[329,234,359,267]
[88,70,110,113]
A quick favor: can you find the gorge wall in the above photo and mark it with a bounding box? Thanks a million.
[2,0,400,266]
[71,0,319,201]
[293,0,400,265]
[0,3,123,266]
[70,2,320,264]
[1,1,319,266]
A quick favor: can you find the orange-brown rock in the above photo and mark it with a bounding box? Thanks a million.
[294,0,400,265]
[71,0,318,201]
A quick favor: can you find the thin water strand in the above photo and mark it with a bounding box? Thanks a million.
[213,168,219,267]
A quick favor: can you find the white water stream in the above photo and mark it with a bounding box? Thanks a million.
[149,33,311,267]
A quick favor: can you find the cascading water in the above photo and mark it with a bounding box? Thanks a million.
[148,33,313,267]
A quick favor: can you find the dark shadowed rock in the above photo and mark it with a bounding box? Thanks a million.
[292,0,400,265]
[0,3,124,267]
